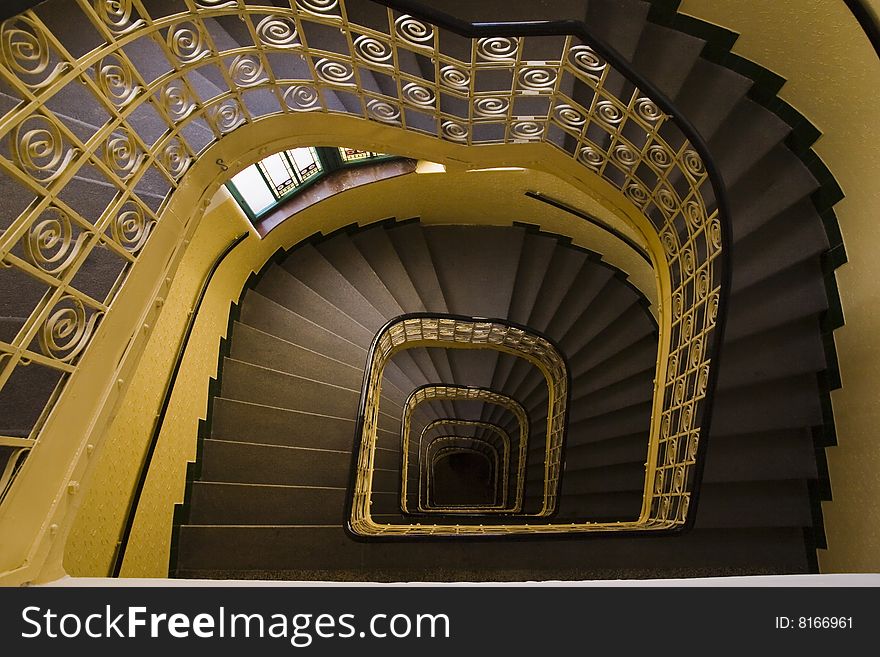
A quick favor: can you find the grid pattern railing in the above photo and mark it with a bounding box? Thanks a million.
[416,419,513,514]
[0,1,726,531]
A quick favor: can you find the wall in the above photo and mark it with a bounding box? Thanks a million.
[63,191,250,577]
[678,0,880,571]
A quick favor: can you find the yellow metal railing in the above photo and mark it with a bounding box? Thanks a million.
[350,314,568,536]
[416,419,514,513]
[425,439,501,510]
[405,393,526,514]
[0,0,725,536]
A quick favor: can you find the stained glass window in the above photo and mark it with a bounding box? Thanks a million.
[338,147,386,162]
[227,146,393,219]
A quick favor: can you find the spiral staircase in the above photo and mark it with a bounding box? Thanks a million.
[0,0,846,582]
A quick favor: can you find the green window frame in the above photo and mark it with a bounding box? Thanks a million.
[226,146,398,223]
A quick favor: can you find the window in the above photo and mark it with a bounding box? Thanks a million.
[228,147,323,217]
[226,146,398,220]
[338,147,386,163]
[229,165,275,216]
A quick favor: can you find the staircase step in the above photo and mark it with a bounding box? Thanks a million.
[254,266,373,347]
[188,482,348,525]
[675,58,753,141]
[725,260,828,341]
[174,525,810,577]
[351,225,427,312]
[632,22,704,98]
[316,234,404,320]
[229,322,363,390]
[282,244,387,332]
[199,439,350,487]
[422,226,523,318]
[220,358,366,420]
[211,397,391,452]
[240,290,366,366]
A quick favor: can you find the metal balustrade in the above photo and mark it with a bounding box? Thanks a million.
[403,389,530,516]
[350,314,569,536]
[0,0,729,534]
[425,439,501,511]
[416,419,513,514]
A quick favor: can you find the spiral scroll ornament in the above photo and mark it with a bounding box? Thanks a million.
[683,200,704,229]
[707,290,720,324]
[12,115,77,183]
[441,120,467,142]
[93,0,141,34]
[568,45,606,78]
[553,104,586,129]
[474,97,509,118]
[23,206,88,276]
[230,55,265,87]
[194,0,239,8]
[596,100,624,126]
[625,182,650,208]
[680,248,696,280]
[577,144,604,170]
[111,201,153,254]
[477,36,518,62]
[315,58,353,85]
[103,129,141,180]
[395,16,434,45]
[612,143,638,169]
[657,187,679,215]
[205,99,244,134]
[708,218,722,252]
[661,229,679,257]
[510,121,543,140]
[161,138,190,179]
[39,296,101,363]
[518,68,557,91]
[160,80,196,122]
[683,150,705,179]
[366,99,400,123]
[439,65,469,90]
[283,85,320,111]
[354,35,392,65]
[695,269,711,301]
[402,82,435,108]
[296,0,340,16]
[256,15,299,49]
[647,144,672,169]
[1,15,64,88]
[635,97,663,123]
[96,54,141,108]
[167,22,209,65]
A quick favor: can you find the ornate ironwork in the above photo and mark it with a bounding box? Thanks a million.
[351,315,568,536]
[407,397,525,515]
[0,1,727,531]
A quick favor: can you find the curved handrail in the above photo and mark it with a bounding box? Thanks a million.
[426,440,500,510]
[372,0,732,534]
[416,419,513,513]
[347,312,572,537]
[400,385,530,516]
